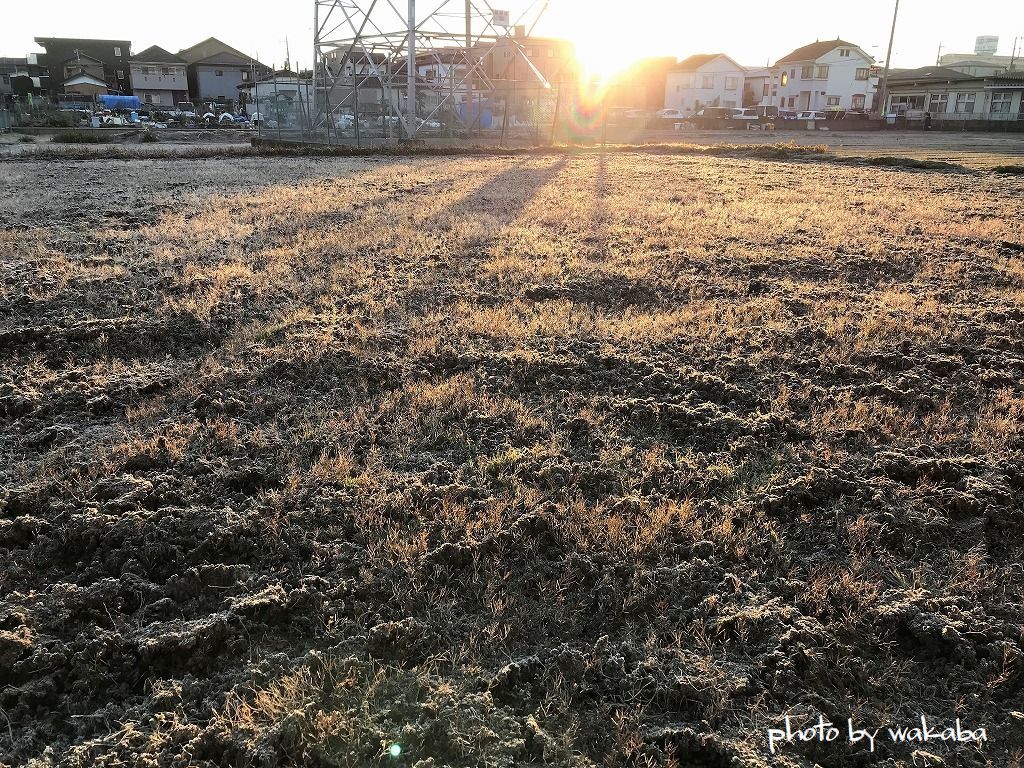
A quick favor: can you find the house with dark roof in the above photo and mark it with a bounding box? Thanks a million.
[35,37,132,97]
[177,37,270,111]
[772,39,876,113]
[130,46,189,108]
[884,66,1024,122]
[664,53,745,115]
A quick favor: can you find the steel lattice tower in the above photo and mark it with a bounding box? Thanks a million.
[312,0,553,138]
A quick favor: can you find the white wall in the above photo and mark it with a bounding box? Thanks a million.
[664,56,745,114]
[773,46,875,112]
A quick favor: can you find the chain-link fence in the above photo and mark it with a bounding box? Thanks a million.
[247,70,575,147]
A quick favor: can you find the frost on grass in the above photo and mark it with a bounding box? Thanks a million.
[1,153,1023,768]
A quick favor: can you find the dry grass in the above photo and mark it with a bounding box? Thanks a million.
[2,151,1023,768]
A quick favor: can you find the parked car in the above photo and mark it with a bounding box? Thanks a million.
[778,109,799,120]
[653,108,686,127]
[733,108,760,121]
[796,110,829,121]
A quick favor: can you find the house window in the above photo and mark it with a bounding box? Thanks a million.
[242,71,250,81]
[954,92,976,113]
[763,83,770,96]
[801,65,814,79]
[701,74,714,89]
[991,91,1012,113]
[852,94,865,110]
[548,49,554,57]
[780,72,788,86]
[929,93,948,113]
[826,95,840,106]
[142,66,152,75]
[114,47,122,57]
[725,76,737,90]
[816,65,829,79]
[855,68,869,80]
[215,69,224,76]
[788,96,795,107]
[891,95,926,112]
[144,93,153,103]
[163,67,172,75]
[117,70,124,79]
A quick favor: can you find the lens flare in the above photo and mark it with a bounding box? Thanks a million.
[561,77,611,138]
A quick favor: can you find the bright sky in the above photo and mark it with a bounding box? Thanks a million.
[4,0,1022,76]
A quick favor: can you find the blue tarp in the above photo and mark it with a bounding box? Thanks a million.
[98,95,142,111]
[458,100,493,129]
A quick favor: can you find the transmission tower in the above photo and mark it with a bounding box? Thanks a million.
[312,0,554,138]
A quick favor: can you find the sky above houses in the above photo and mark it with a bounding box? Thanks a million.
[4,0,1022,76]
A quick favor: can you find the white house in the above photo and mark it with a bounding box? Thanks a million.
[772,39,877,113]
[664,53,745,114]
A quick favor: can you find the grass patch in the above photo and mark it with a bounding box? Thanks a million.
[51,130,110,144]
[865,155,960,171]
[992,164,1024,175]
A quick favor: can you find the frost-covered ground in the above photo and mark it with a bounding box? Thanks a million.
[2,152,1023,767]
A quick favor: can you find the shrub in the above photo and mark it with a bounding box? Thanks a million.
[141,131,159,143]
[52,130,108,144]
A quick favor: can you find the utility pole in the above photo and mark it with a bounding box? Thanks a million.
[935,42,943,66]
[876,0,900,115]
[1010,37,1020,72]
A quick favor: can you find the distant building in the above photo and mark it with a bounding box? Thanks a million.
[772,39,876,112]
[130,46,190,108]
[606,57,678,111]
[60,52,108,97]
[664,53,745,114]
[237,70,313,121]
[885,66,1024,120]
[177,37,270,111]
[34,37,132,97]
[0,57,26,98]
[938,52,1014,77]
[975,35,999,55]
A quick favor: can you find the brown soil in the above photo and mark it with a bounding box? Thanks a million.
[1,152,1023,768]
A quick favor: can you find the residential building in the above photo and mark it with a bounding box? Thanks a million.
[130,46,189,108]
[34,37,132,97]
[744,66,774,108]
[938,52,1015,77]
[664,53,745,114]
[1,57,26,98]
[60,53,109,97]
[606,57,677,111]
[480,32,578,88]
[323,51,392,115]
[772,39,876,112]
[237,70,313,122]
[177,37,269,112]
[885,66,1024,121]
